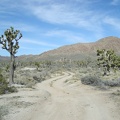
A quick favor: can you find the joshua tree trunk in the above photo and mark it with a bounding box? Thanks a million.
[9,54,15,85]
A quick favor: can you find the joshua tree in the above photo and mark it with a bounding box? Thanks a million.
[97,49,119,75]
[35,62,40,71]
[0,27,22,85]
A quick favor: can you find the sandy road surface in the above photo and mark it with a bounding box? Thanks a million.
[1,72,120,120]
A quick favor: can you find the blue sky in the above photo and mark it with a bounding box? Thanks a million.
[0,0,120,56]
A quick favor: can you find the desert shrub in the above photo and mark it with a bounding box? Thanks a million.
[81,75,103,86]
[0,73,17,95]
[104,79,120,87]
[33,76,42,82]
[81,75,120,88]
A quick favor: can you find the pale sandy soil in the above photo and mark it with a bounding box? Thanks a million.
[20,67,36,71]
[0,72,120,120]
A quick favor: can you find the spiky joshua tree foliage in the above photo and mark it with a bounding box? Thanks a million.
[97,49,120,76]
[0,27,22,85]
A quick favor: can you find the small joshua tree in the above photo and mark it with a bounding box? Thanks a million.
[97,49,119,75]
[97,49,111,75]
[35,62,40,71]
[0,27,22,85]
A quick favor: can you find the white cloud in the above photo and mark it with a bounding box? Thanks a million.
[110,0,119,5]
[24,0,103,31]
[21,38,59,47]
[0,1,39,33]
[0,0,105,34]
[31,4,89,25]
[0,21,38,32]
[104,16,120,30]
[45,29,87,43]
[20,46,36,50]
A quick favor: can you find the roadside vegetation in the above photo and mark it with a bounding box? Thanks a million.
[0,69,17,95]
[1,46,120,94]
[58,49,120,92]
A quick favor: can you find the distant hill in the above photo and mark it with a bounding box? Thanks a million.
[0,36,120,62]
[0,56,9,62]
[38,36,120,60]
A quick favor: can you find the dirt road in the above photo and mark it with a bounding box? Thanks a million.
[2,72,120,120]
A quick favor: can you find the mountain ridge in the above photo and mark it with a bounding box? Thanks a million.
[39,36,120,59]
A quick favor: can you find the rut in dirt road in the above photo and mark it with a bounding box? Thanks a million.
[7,72,120,120]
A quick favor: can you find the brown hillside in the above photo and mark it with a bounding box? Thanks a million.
[39,36,120,60]
[95,36,120,51]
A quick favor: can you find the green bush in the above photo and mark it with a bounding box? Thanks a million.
[0,73,17,95]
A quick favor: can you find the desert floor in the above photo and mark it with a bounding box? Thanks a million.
[0,72,120,120]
